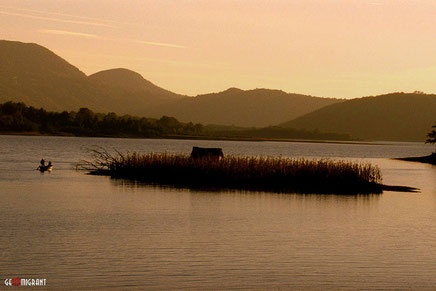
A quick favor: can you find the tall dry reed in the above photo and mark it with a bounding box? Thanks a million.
[79,148,382,194]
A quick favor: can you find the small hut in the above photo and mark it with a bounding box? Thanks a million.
[191,146,224,160]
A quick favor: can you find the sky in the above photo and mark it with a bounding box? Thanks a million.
[1,0,436,98]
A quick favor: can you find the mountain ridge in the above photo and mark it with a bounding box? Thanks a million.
[157,88,341,127]
[0,40,342,127]
[2,39,434,140]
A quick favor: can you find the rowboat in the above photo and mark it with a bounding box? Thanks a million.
[38,165,53,172]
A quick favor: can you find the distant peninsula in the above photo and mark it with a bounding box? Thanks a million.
[396,153,436,166]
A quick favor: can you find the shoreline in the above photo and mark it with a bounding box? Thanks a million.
[0,131,409,146]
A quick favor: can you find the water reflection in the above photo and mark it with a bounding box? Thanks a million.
[109,177,381,203]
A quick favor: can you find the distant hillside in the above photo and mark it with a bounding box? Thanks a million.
[281,93,436,141]
[88,68,185,116]
[0,40,182,115]
[0,40,342,127]
[0,40,102,111]
[157,88,340,127]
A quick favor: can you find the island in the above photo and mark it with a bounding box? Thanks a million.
[78,147,418,195]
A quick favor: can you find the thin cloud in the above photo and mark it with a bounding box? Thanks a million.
[36,28,186,50]
[2,5,184,49]
[0,4,122,25]
[135,40,186,49]
[0,10,115,28]
[38,29,101,39]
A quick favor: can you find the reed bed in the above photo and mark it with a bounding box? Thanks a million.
[79,148,383,194]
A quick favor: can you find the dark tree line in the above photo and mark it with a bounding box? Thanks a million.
[0,101,203,137]
[0,101,359,141]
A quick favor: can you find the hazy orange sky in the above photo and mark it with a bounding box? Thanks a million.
[1,0,435,98]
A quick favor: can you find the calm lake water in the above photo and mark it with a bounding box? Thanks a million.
[1,135,435,290]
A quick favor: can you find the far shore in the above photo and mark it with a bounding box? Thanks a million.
[0,131,408,146]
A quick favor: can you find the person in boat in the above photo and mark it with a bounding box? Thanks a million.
[40,158,45,167]
[48,161,52,167]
